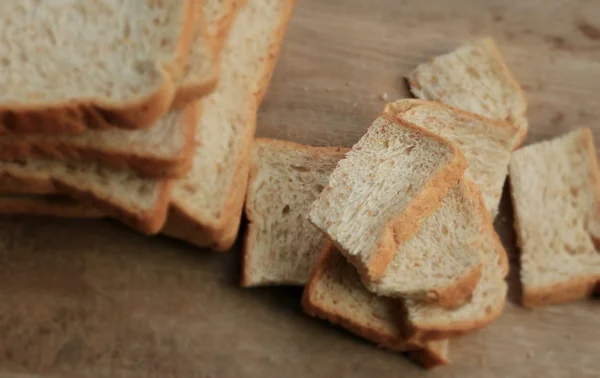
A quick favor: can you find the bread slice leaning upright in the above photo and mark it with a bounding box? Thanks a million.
[308,114,467,281]
[243,138,348,286]
[407,38,528,148]
[302,241,450,369]
[510,128,600,307]
[0,0,197,134]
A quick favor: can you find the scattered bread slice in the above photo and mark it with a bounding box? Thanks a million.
[510,128,600,307]
[363,180,486,309]
[162,0,296,251]
[302,241,450,369]
[242,138,348,286]
[384,99,516,218]
[0,0,240,178]
[407,38,528,148]
[0,194,103,218]
[308,114,467,281]
[0,0,197,134]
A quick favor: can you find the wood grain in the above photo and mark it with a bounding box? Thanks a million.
[1,0,600,376]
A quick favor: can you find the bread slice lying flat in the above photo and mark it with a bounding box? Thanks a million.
[0,194,103,218]
[384,99,516,218]
[0,0,196,134]
[407,38,528,148]
[364,180,487,309]
[162,0,296,251]
[309,114,467,281]
[242,138,348,286]
[0,0,239,178]
[510,128,600,307]
[302,241,450,369]
[402,212,508,342]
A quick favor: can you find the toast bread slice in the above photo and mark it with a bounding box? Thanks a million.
[162,0,296,251]
[0,0,240,178]
[407,38,528,149]
[384,99,517,218]
[0,0,197,134]
[242,138,348,286]
[510,128,600,307]
[308,114,467,281]
[302,241,450,369]
[0,194,102,218]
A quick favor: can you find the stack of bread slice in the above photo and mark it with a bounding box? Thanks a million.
[0,0,296,250]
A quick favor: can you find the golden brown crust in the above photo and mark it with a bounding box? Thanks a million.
[435,262,483,309]
[522,278,597,308]
[0,104,199,179]
[407,341,450,369]
[0,0,196,135]
[361,114,467,281]
[0,195,103,218]
[52,180,173,235]
[0,170,57,195]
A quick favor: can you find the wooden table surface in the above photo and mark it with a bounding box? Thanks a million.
[1,0,600,377]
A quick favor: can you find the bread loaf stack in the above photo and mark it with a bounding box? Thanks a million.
[0,0,295,250]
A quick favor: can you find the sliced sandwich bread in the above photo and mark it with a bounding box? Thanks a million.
[242,138,348,286]
[384,99,517,218]
[407,38,528,148]
[0,0,196,134]
[0,0,240,178]
[0,194,103,218]
[302,241,450,369]
[363,180,487,309]
[162,0,296,251]
[510,128,600,307]
[308,114,467,281]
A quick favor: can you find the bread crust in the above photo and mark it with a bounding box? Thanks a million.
[0,195,103,218]
[162,0,296,251]
[407,341,450,369]
[0,0,197,135]
[0,170,57,195]
[0,104,200,179]
[350,114,467,281]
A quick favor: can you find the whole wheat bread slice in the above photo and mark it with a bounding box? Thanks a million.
[407,38,528,149]
[510,128,600,307]
[162,0,296,251]
[302,241,450,369]
[364,180,487,309]
[0,0,239,178]
[384,99,517,218]
[308,114,467,282]
[0,194,103,218]
[242,138,348,286]
[0,0,196,134]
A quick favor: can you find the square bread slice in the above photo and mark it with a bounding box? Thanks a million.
[0,0,240,178]
[510,128,600,308]
[0,194,103,218]
[308,114,467,282]
[363,180,488,309]
[161,0,296,251]
[0,0,197,134]
[242,138,348,286]
[384,99,517,218]
[302,241,450,369]
[407,38,528,149]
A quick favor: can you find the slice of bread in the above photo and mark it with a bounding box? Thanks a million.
[308,114,467,281]
[402,213,509,341]
[363,180,487,309]
[242,138,348,286]
[510,128,600,307]
[0,0,197,134]
[0,0,239,178]
[162,0,296,251]
[384,99,516,218]
[407,38,528,148]
[302,241,450,369]
[0,194,103,218]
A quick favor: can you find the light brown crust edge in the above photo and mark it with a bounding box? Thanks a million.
[0,170,57,195]
[359,113,467,281]
[241,138,349,287]
[162,0,296,251]
[0,195,103,218]
[0,0,196,135]
[407,340,450,369]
